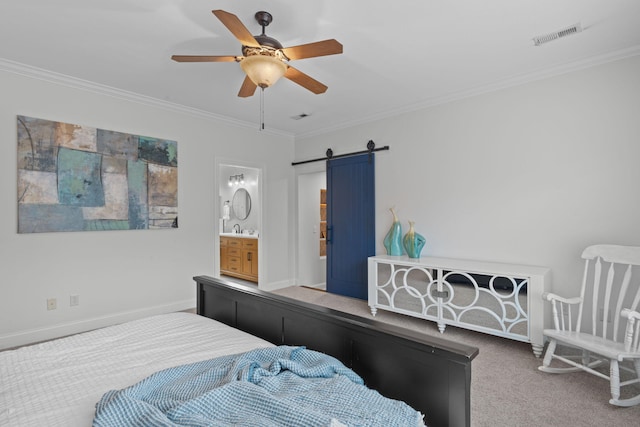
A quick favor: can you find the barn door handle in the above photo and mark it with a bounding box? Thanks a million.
[326,226,333,244]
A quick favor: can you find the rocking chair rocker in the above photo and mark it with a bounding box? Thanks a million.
[539,244,640,406]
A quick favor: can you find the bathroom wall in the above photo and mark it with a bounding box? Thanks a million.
[219,164,260,234]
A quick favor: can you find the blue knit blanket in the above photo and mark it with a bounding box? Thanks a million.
[93,346,422,427]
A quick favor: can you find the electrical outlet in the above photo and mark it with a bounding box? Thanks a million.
[70,295,80,307]
[47,298,57,310]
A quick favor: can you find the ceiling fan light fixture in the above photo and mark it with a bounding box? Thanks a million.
[240,55,287,88]
[172,10,342,97]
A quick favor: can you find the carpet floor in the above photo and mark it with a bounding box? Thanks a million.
[272,286,640,427]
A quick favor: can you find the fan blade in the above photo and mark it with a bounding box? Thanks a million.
[238,76,258,98]
[171,55,239,63]
[212,10,260,47]
[282,39,343,60]
[284,66,328,94]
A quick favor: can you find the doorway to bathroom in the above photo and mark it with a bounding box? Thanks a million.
[297,171,327,289]
[217,162,262,286]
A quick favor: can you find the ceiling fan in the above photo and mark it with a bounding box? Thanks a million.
[172,10,343,98]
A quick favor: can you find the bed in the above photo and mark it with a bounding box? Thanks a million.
[0,276,478,427]
[195,276,478,427]
[0,311,276,426]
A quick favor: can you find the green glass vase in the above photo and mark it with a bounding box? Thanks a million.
[383,208,403,256]
[403,221,426,259]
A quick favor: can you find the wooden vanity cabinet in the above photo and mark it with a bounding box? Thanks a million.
[220,242,228,271]
[220,236,258,283]
[241,238,258,278]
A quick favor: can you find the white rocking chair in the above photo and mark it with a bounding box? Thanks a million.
[539,244,640,406]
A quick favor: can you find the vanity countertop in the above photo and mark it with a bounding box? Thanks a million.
[220,232,258,239]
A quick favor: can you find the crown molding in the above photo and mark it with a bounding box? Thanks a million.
[2,44,638,142]
[296,45,640,139]
[0,58,293,138]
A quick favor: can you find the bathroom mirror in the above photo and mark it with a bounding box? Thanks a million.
[232,188,251,220]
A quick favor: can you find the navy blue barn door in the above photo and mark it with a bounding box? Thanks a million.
[326,153,375,300]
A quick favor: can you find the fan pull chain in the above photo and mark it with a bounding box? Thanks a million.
[259,87,265,131]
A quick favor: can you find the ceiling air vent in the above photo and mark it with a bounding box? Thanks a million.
[533,23,582,46]
[291,113,310,120]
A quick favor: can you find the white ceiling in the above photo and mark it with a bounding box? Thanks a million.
[1,1,639,137]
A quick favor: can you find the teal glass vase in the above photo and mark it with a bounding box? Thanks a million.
[403,221,426,259]
[383,208,403,256]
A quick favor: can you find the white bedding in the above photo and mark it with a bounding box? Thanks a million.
[0,312,273,426]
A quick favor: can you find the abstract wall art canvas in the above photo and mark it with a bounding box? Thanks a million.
[17,116,178,233]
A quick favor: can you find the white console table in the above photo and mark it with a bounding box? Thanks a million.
[368,255,550,357]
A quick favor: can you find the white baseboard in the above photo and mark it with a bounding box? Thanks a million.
[0,299,195,350]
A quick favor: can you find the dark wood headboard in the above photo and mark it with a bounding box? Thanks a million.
[195,275,478,427]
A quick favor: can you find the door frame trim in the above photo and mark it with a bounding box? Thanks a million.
[214,157,265,287]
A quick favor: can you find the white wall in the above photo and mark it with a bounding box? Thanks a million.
[4,54,639,349]
[295,55,640,298]
[0,68,294,349]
